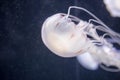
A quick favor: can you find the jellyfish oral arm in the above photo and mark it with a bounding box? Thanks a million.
[77,45,120,72]
[77,52,99,70]
[88,45,120,72]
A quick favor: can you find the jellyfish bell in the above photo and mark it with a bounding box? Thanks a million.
[41,13,90,57]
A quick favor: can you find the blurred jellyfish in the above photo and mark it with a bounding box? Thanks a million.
[103,0,120,17]
[41,6,120,72]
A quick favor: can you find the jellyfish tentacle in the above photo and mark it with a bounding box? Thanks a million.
[67,6,102,22]
[66,6,120,47]
[100,63,120,72]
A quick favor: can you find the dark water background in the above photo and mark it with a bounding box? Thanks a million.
[0,0,120,80]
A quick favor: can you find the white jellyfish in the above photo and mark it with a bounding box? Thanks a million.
[103,0,120,17]
[41,6,120,72]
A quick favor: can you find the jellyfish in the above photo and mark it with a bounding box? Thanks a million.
[41,6,120,72]
[103,0,120,17]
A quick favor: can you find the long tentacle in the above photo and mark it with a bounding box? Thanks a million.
[66,6,120,47]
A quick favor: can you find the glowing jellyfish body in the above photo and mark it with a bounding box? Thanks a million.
[42,13,90,57]
[103,0,120,17]
[41,6,120,72]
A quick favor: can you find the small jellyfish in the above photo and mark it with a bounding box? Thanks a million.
[41,6,120,72]
[103,0,120,17]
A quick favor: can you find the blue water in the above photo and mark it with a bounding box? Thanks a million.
[0,0,120,80]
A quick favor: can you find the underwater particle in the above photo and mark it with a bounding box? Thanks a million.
[103,0,120,17]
